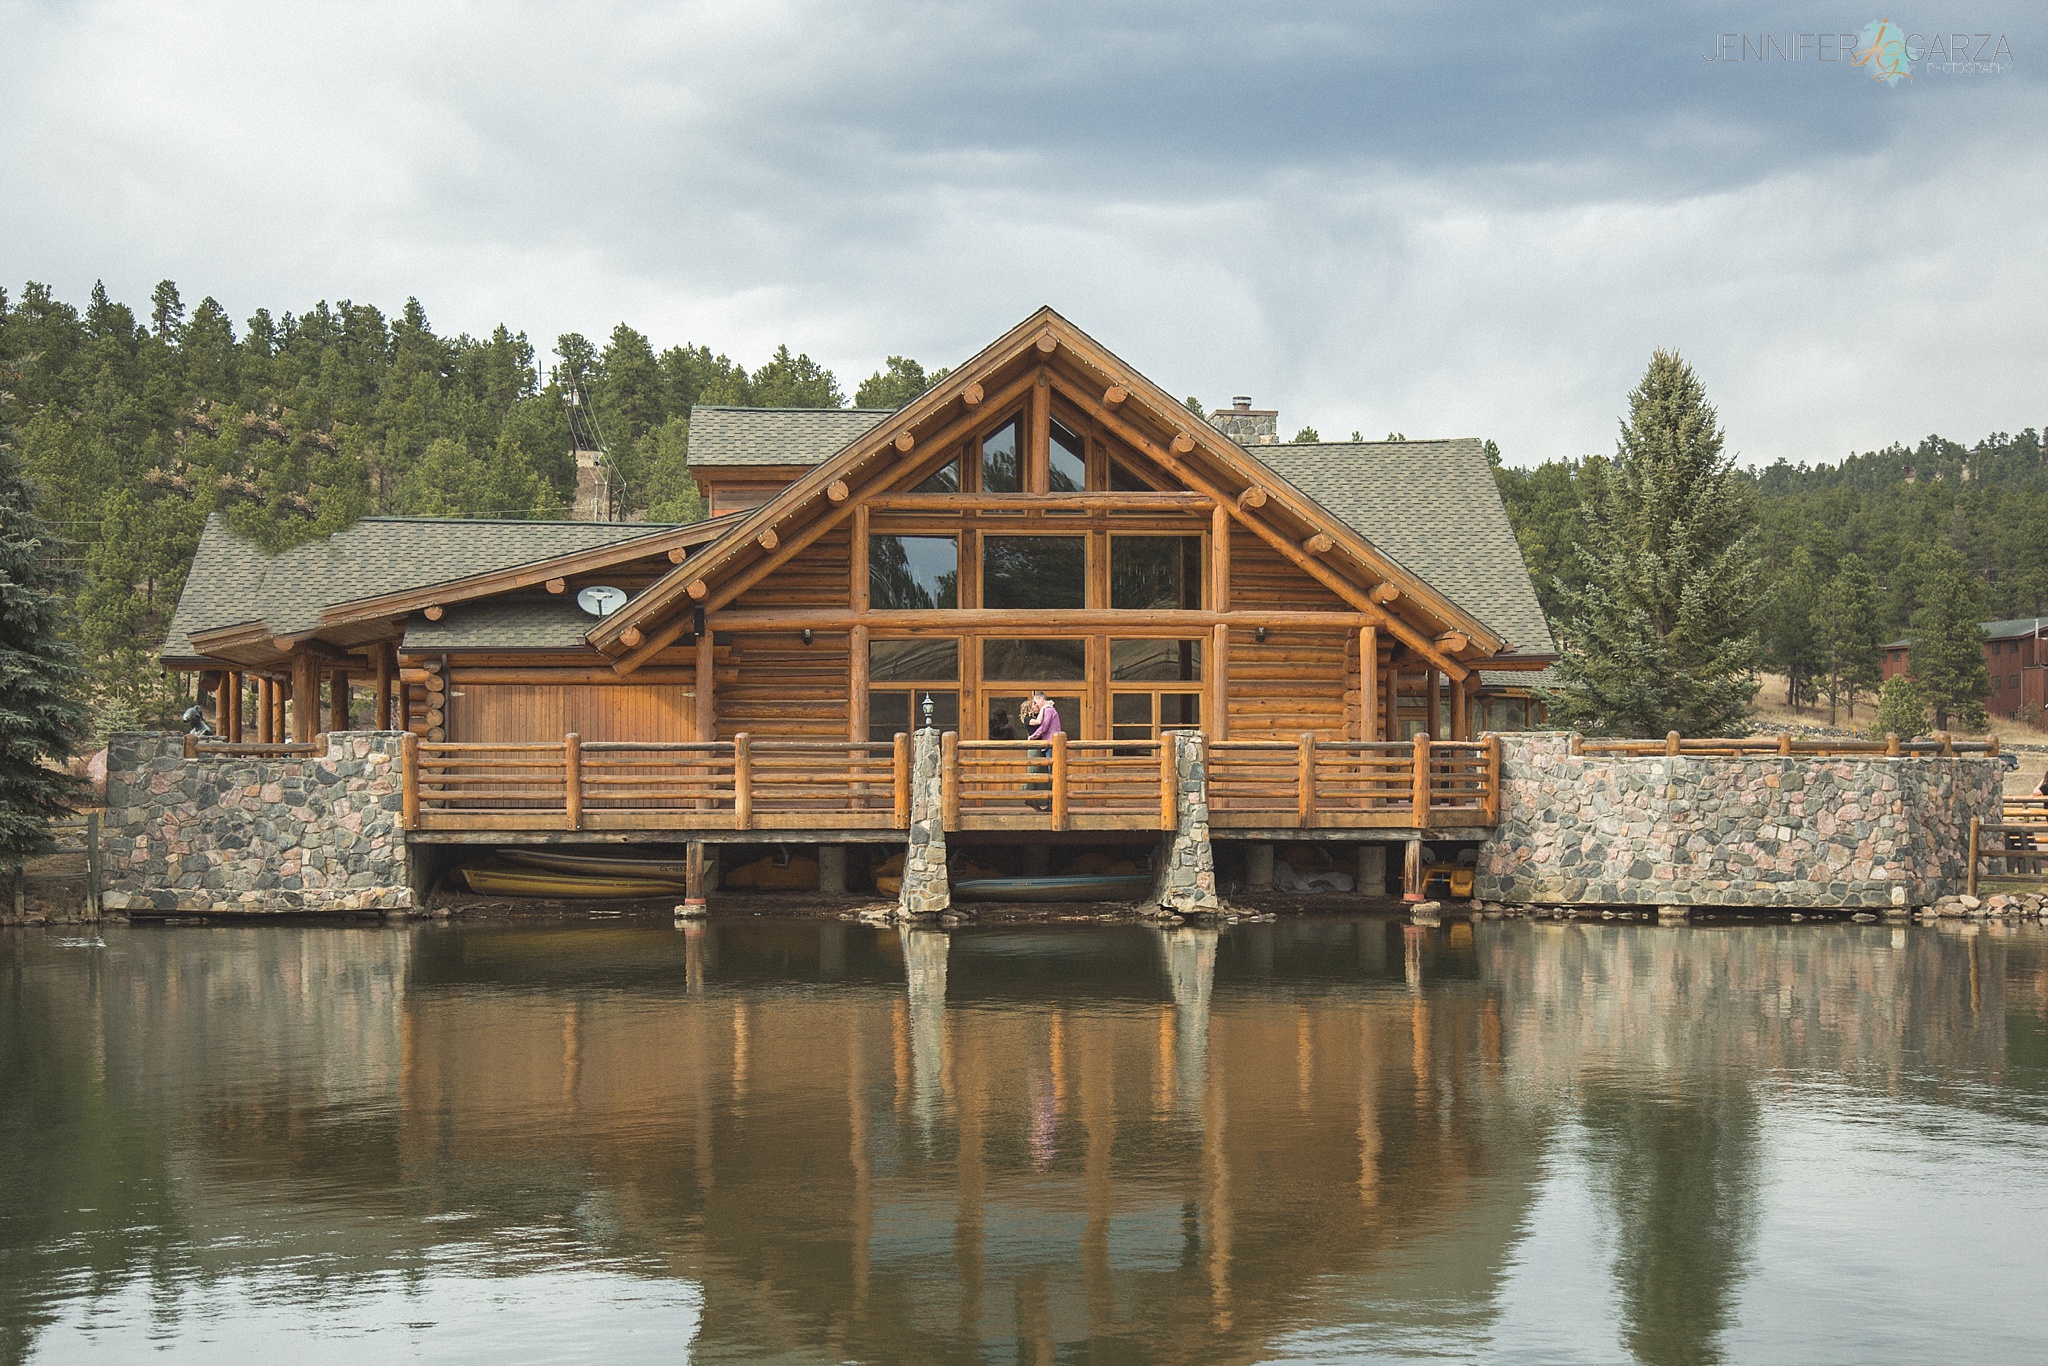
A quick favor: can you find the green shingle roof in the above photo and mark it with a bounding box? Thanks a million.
[163,514,691,660]
[685,406,891,467]
[402,595,601,651]
[1258,439,1558,657]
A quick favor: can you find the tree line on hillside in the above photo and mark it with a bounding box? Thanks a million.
[0,279,944,730]
[1498,426,2029,732]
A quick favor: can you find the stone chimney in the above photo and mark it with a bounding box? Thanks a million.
[1208,395,1278,446]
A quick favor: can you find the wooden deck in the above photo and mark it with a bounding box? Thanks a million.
[400,732,1502,838]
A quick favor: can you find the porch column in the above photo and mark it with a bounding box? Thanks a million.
[375,645,395,731]
[695,629,715,743]
[291,652,318,743]
[1451,673,1469,741]
[1425,669,1441,740]
[329,668,350,732]
[1359,626,1379,740]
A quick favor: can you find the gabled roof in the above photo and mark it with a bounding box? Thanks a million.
[1260,440,1557,656]
[164,514,718,664]
[687,407,892,467]
[590,307,1510,678]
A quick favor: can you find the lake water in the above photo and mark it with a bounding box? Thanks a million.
[4,916,2047,1364]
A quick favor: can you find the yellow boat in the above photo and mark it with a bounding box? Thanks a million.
[458,865,687,898]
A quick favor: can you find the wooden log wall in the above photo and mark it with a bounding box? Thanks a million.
[714,631,851,741]
[727,525,851,612]
[1224,626,1350,741]
[1227,528,1347,611]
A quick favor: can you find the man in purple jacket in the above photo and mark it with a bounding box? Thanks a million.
[1025,691,1061,811]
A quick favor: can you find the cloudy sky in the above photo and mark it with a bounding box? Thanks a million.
[2,1,2039,465]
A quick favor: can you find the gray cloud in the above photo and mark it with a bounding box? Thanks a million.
[2,0,2040,465]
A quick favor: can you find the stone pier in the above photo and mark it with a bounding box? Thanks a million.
[1151,731,1220,915]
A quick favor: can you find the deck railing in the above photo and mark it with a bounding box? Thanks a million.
[942,736,1174,832]
[404,734,907,832]
[1574,731,2000,758]
[397,730,1503,835]
[1208,736,1501,830]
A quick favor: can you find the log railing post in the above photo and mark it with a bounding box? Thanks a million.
[1159,737,1176,830]
[401,733,420,829]
[1411,735,1431,829]
[564,733,583,831]
[733,732,753,830]
[894,732,912,829]
[1051,732,1069,830]
[1484,734,1502,825]
[1968,815,1981,898]
[1777,731,1792,755]
[1886,732,1901,757]
[183,732,198,759]
[1297,732,1317,829]
[85,810,102,917]
[1665,730,1681,756]
[1939,731,1954,756]
[941,731,960,830]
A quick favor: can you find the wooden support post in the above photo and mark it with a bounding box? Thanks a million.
[564,733,583,831]
[1451,672,1469,741]
[401,732,419,829]
[1777,731,1792,755]
[733,732,753,830]
[183,732,198,759]
[1360,626,1379,740]
[291,651,317,744]
[685,841,707,905]
[1886,732,1901,756]
[1968,816,1981,898]
[1411,734,1432,830]
[850,623,870,743]
[894,731,912,828]
[1385,665,1400,741]
[941,731,960,831]
[1666,730,1681,756]
[375,647,394,731]
[851,505,871,613]
[255,678,270,744]
[1210,505,1230,613]
[1403,837,1425,902]
[1030,371,1051,494]
[695,630,715,743]
[1298,732,1317,830]
[1425,669,1441,740]
[1484,735,1502,825]
[85,810,101,917]
[1159,738,1176,831]
[329,669,350,732]
[1051,732,1069,830]
[1210,621,1230,741]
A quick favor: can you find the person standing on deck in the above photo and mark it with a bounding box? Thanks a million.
[1026,690,1061,812]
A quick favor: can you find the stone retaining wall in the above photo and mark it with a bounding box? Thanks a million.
[1475,733,2001,908]
[102,731,412,915]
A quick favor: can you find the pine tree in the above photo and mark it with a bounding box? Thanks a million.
[1870,673,1928,741]
[1811,553,1882,725]
[1546,350,1762,737]
[1909,546,1991,730]
[0,429,90,871]
[1764,546,1824,710]
[855,356,947,409]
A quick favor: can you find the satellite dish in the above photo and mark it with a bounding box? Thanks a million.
[577,586,628,618]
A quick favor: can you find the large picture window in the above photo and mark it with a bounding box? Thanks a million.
[869,535,958,609]
[1049,419,1087,492]
[1110,536,1202,610]
[1110,638,1201,681]
[868,690,958,743]
[867,638,960,742]
[980,419,1022,494]
[870,638,959,682]
[982,638,1087,680]
[983,535,1086,609]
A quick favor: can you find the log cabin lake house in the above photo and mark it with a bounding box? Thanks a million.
[122,308,1995,915]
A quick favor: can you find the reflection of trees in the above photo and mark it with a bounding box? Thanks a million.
[983,536,1085,609]
[869,535,957,610]
[1581,1086,1759,1366]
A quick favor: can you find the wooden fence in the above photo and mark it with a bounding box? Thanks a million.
[943,736,1174,832]
[405,734,907,833]
[1968,814,2048,898]
[1575,731,2000,758]
[1208,736,1500,830]
[399,731,1503,836]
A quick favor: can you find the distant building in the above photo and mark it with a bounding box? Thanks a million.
[1881,617,2048,717]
